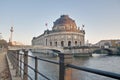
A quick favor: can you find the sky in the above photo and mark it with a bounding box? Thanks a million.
[0,0,120,45]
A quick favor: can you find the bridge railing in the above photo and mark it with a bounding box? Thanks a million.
[7,50,120,80]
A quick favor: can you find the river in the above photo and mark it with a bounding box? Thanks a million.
[27,52,120,80]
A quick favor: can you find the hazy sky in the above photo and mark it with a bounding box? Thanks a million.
[0,0,120,45]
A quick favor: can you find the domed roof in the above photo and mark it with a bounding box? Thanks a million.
[52,15,77,31]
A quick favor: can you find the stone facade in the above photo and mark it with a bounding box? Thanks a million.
[95,39,120,48]
[32,15,85,48]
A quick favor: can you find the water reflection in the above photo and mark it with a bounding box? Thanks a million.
[28,51,120,80]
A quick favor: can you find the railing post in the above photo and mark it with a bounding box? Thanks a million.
[8,51,12,66]
[19,53,22,77]
[59,53,65,80]
[13,51,16,69]
[64,54,72,80]
[35,56,38,80]
[16,50,20,76]
[59,53,72,80]
[23,50,28,80]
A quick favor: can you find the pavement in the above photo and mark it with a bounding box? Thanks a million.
[0,51,11,80]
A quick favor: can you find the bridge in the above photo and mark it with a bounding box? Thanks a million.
[63,46,119,56]
[91,47,118,55]
[8,45,119,56]
[93,48,113,55]
[8,45,64,55]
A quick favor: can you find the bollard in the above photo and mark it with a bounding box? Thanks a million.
[35,56,38,80]
[59,53,72,80]
[23,50,28,80]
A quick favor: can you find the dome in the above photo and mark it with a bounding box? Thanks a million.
[52,15,77,31]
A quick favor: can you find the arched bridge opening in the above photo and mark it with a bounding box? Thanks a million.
[103,48,113,55]
[93,48,113,55]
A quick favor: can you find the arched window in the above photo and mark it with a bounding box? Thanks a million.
[68,41,71,46]
[50,42,52,46]
[61,41,64,47]
[75,41,77,46]
[46,39,47,46]
[55,42,57,47]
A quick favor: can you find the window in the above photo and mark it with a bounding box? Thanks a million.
[68,35,71,38]
[61,36,64,38]
[61,41,64,47]
[50,42,52,46]
[74,36,77,39]
[68,41,71,46]
[55,42,57,47]
[75,41,77,46]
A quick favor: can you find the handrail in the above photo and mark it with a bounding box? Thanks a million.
[37,57,59,65]
[67,64,120,79]
[23,53,59,65]
[9,51,51,80]
[7,50,120,80]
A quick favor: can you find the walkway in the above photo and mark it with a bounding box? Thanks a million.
[0,51,11,80]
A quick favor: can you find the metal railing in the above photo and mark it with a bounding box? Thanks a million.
[7,50,120,80]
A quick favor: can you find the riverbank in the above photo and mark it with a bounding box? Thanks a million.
[0,51,11,80]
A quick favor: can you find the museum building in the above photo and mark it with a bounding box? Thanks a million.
[32,15,85,47]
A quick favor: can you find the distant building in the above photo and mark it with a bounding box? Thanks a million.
[0,33,2,39]
[10,41,24,45]
[0,39,8,51]
[95,39,120,48]
[32,15,85,47]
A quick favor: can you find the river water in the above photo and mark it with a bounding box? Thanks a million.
[27,52,120,80]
